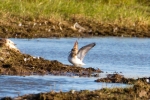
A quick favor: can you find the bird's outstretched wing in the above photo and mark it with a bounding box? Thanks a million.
[77,43,96,61]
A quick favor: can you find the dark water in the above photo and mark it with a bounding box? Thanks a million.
[0,37,150,98]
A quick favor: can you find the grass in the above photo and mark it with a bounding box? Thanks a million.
[0,0,150,25]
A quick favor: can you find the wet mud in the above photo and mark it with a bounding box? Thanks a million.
[0,17,150,38]
[0,39,102,76]
[95,73,136,84]
[95,73,150,85]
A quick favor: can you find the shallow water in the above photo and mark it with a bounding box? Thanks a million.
[1,37,150,98]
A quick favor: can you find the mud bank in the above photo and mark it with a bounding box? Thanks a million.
[2,77,150,100]
[95,73,137,84]
[0,38,102,76]
[0,17,150,38]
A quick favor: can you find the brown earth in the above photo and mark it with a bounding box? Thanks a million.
[0,17,150,38]
[95,73,137,84]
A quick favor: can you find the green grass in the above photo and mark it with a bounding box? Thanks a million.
[0,0,150,24]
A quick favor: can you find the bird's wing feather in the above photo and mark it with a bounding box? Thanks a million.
[77,43,95,61]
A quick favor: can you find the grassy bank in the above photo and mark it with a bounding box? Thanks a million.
[0,0,150,38]
[0,0,150,24]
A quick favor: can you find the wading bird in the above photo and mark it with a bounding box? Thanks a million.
[68,41,96,67]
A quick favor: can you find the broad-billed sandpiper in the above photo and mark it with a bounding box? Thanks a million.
[68,41,96,67]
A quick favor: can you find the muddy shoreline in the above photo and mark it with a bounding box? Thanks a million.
[0,17,150,38]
